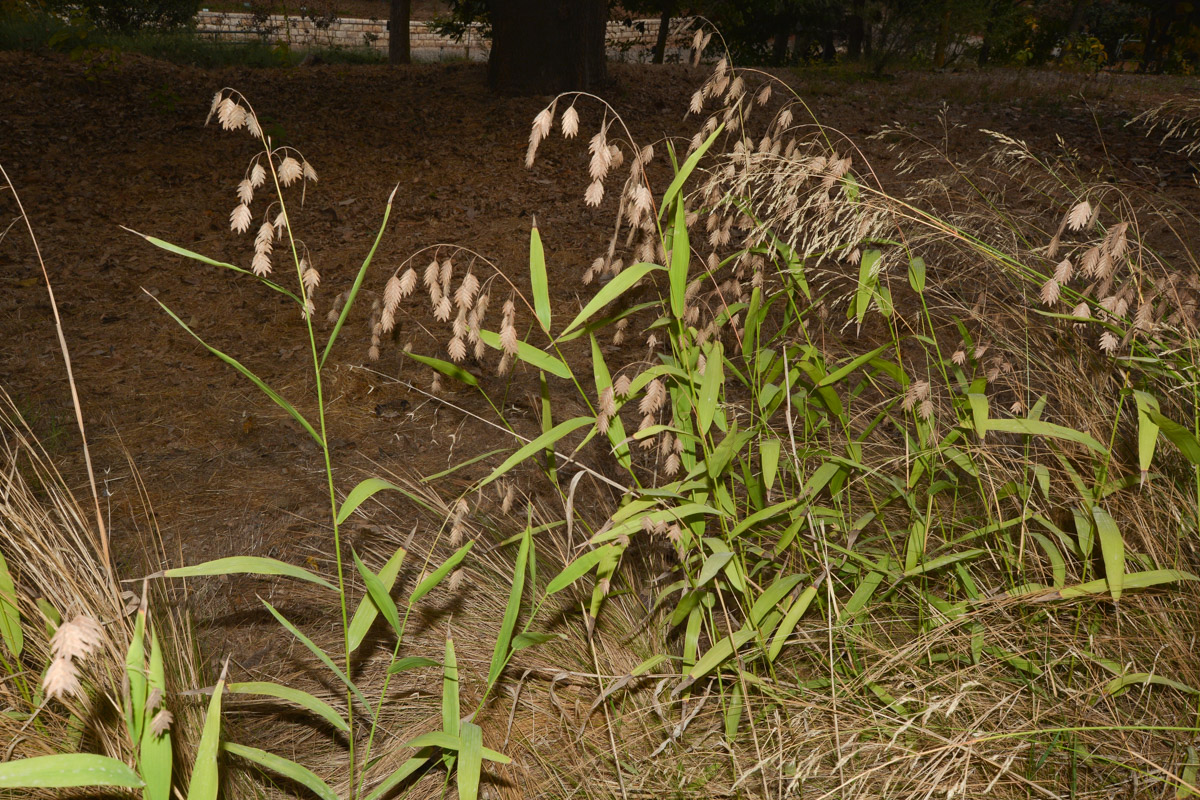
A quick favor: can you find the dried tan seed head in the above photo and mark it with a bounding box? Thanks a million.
[246,112,262,140]
[303,266,320,291]
[276,156,301,187]
[640,379,666,415]
[237,179,254,205]
[384,275,403,311]
[302,161,318,182]
[561,105,579,139]
[399,268,417,298]
[588,126,612,182]
[1040,277,1061,306]
[42,656,81,701]
[1066,200,1092,232]
[585,180,604,207]
[217,97,246,130]
[251,250,272,276]
[614,374,631,397]
[150,709,174,737]
[1054,258,1073,284]
[455,270,480,310]
[50,615,104,662]
[230,203,252,234]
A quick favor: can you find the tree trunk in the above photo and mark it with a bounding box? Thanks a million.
[1064,0,1092,39]
[933,4,951,68]
[845,1,865,61]
[388,0,411,65]
[489,0,608,95]
[652,4,671,64]
[772,15,793,64]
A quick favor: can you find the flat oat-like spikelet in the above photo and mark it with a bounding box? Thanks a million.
[50,615,105,661]
[561,105,579,139]
[1066,200,1092,232]
[277,156,303,187]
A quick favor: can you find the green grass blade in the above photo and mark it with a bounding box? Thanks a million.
[750,573,806,625]
[1092,506,1125,602]
[222,742,337,800]
[478,416,595,489]
[669,196,689,319]
[478,329,570,379]
[545,545,618,595]
[126,229,300,303]
[1043,569,1197,598]
[488,526,529,686]
[0,549,22,658]
[409,542,473,604]
[908,255,926,293]
[458,721,484,800]
[557,262,662,340]
[658,125,723,219]
[854,249,881,329]
[186,666,225,800]
[337,477,440,525]
[260,600,368,709]
[348,544,406,653]
[681,624,757,688]
[511,632,564,651]
[838,561,891,623]
[1104,672,1199,697]
[142,627,172,800]
[768,584,819,662]
[387,656,441,675]
[158,556,335,592]
[1145,407,1200,465]
[0,754,144,789]
[696,341,723,435]
[353,549,404,640]
[590,334,631,469]
[404,351,479,386]
[984,417,1107,454]
[124,607,147,745]
[1133,390,1160,478]
[443,635,459,738]
[760,438,781,493]
[817,344,890,387]
[147,294,323,446]
[227,682,348,734]
[320,185,396,370]
[361,754,433,800]
[529,222,551,333]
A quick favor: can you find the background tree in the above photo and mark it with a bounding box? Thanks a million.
[389,0,410,64]
[487,0,608,93]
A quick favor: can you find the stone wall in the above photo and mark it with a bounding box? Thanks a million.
[193,11,694,62]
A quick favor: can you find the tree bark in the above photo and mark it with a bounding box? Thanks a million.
[1064,0,1092,39]
[933,4,952,68]
[652,4,671,64]
[388,0,411,65]
[489,0,608,95]
[845,1,865,61]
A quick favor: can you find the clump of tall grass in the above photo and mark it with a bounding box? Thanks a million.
[366,40,1200,797]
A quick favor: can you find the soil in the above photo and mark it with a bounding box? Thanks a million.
[1,51,1196,682]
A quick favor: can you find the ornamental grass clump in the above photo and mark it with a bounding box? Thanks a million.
[368,45,1200,798]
